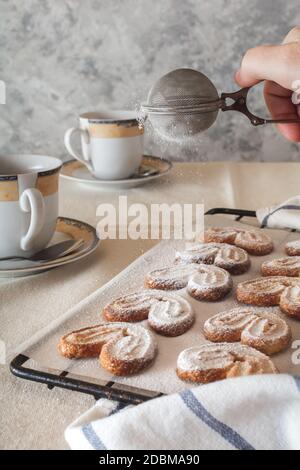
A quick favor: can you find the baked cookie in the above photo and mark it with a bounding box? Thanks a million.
[58,323,126,359]
[145,263,201,290]
[145,263,232,301]
[279,286,300,319]
[261,257,300,277]
[103,290,167,322]
[176,242,250,274]
[58,322,157,375]
[176,343,277,384]
[237,276,300,319]
[147,294,194,336]
[187,265,232,301]
[100,323,157,375]
[203,226,245,244]
[285,240,300,256]
[103,289,194,336]
[204,227,273,256]
[204,307,291,355]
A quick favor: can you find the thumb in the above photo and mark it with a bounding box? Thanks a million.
[235,27,300,90]
[282,26,300,44]
[235,44,292,89]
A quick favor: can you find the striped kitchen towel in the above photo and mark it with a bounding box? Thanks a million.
[65,374,300,450]
[257,196,300,229]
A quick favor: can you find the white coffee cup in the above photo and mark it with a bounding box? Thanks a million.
[64,111,144,180]
[0,154,62,258]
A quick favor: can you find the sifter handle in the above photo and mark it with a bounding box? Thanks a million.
[221,87,300,126]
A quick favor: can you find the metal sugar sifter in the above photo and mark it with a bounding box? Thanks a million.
[141,68,300,140]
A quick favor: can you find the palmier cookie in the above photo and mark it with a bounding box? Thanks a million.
[204,307,291,355]
[204,227,273,255]
[145,263,232,300]
[203,226,245,244]
[100,323,157,375]
[285,240,300,256]
[103,290,194,336]
[176,343,277,384]
[58,322,157,375]
[145,263,201,290]
[279,286,300,319]
[147,294,194,336]
[186,265,232,301]
[261,256,300,277]
[237,276,300,319]
[176,242,250,274]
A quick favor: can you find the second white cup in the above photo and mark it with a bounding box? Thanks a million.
[64,111,144,180]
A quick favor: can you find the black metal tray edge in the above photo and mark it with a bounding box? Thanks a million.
[10,354,161,405]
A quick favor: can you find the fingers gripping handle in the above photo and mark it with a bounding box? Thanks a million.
[221,86,300,126]
[20,188,45,251]
[64,127,93,172]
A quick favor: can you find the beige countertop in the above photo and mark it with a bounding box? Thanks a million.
[1,161,300,449]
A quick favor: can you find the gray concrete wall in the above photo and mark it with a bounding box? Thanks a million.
[1,0,300,162]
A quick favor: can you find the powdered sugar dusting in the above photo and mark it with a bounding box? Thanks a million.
[146,263,200,289]
[238,276,300,295]
[286,240,300,249]
[177,343,276,374]
[105,289,176,318]
[66,323,125,345]
[236,230,271,244]
[106,324,157,362]
[204,307,290,346]
[204,226,273,253]
[148,294,194,334]
[262,256,300,276]
[281,285,300,304]
[176,243,248,266]
[187,265,231,291]
[19,215,300,395]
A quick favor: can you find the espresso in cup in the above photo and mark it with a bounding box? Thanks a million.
[0,154,61,258]
[64,111,144,180]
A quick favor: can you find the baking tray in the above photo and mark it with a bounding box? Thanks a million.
[10,208,300,404]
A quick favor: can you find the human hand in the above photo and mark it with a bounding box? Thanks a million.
[235,27,300,142]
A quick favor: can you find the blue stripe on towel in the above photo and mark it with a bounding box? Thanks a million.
[180,389,255,450]
[110,401,128,415]
[82,423,106,450]
[261,204,300,227]
[294,376,300,392]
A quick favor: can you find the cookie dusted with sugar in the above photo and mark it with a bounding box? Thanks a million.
[187,265,232,301]
[58,322,157,375]
[103,290,168,322]
[145,263,232,301]
[147,294,194,336]
[279,286,300,319]
[176,343,278,384]
[58,322,127,359]
[203,226,245,244]
[261,256,300,277]
[145,263,201,290]
[175,242,250,274]
[103,289,194,336]
[237,276,300,319]
[99,323,157,375]
[204,226,273,255]
[204,307,291,355]
[285,240,300,256]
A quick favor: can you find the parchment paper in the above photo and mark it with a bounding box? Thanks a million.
[16,215,300,395]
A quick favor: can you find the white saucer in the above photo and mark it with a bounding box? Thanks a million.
[0,217,100,278]
[60,155,172,189]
